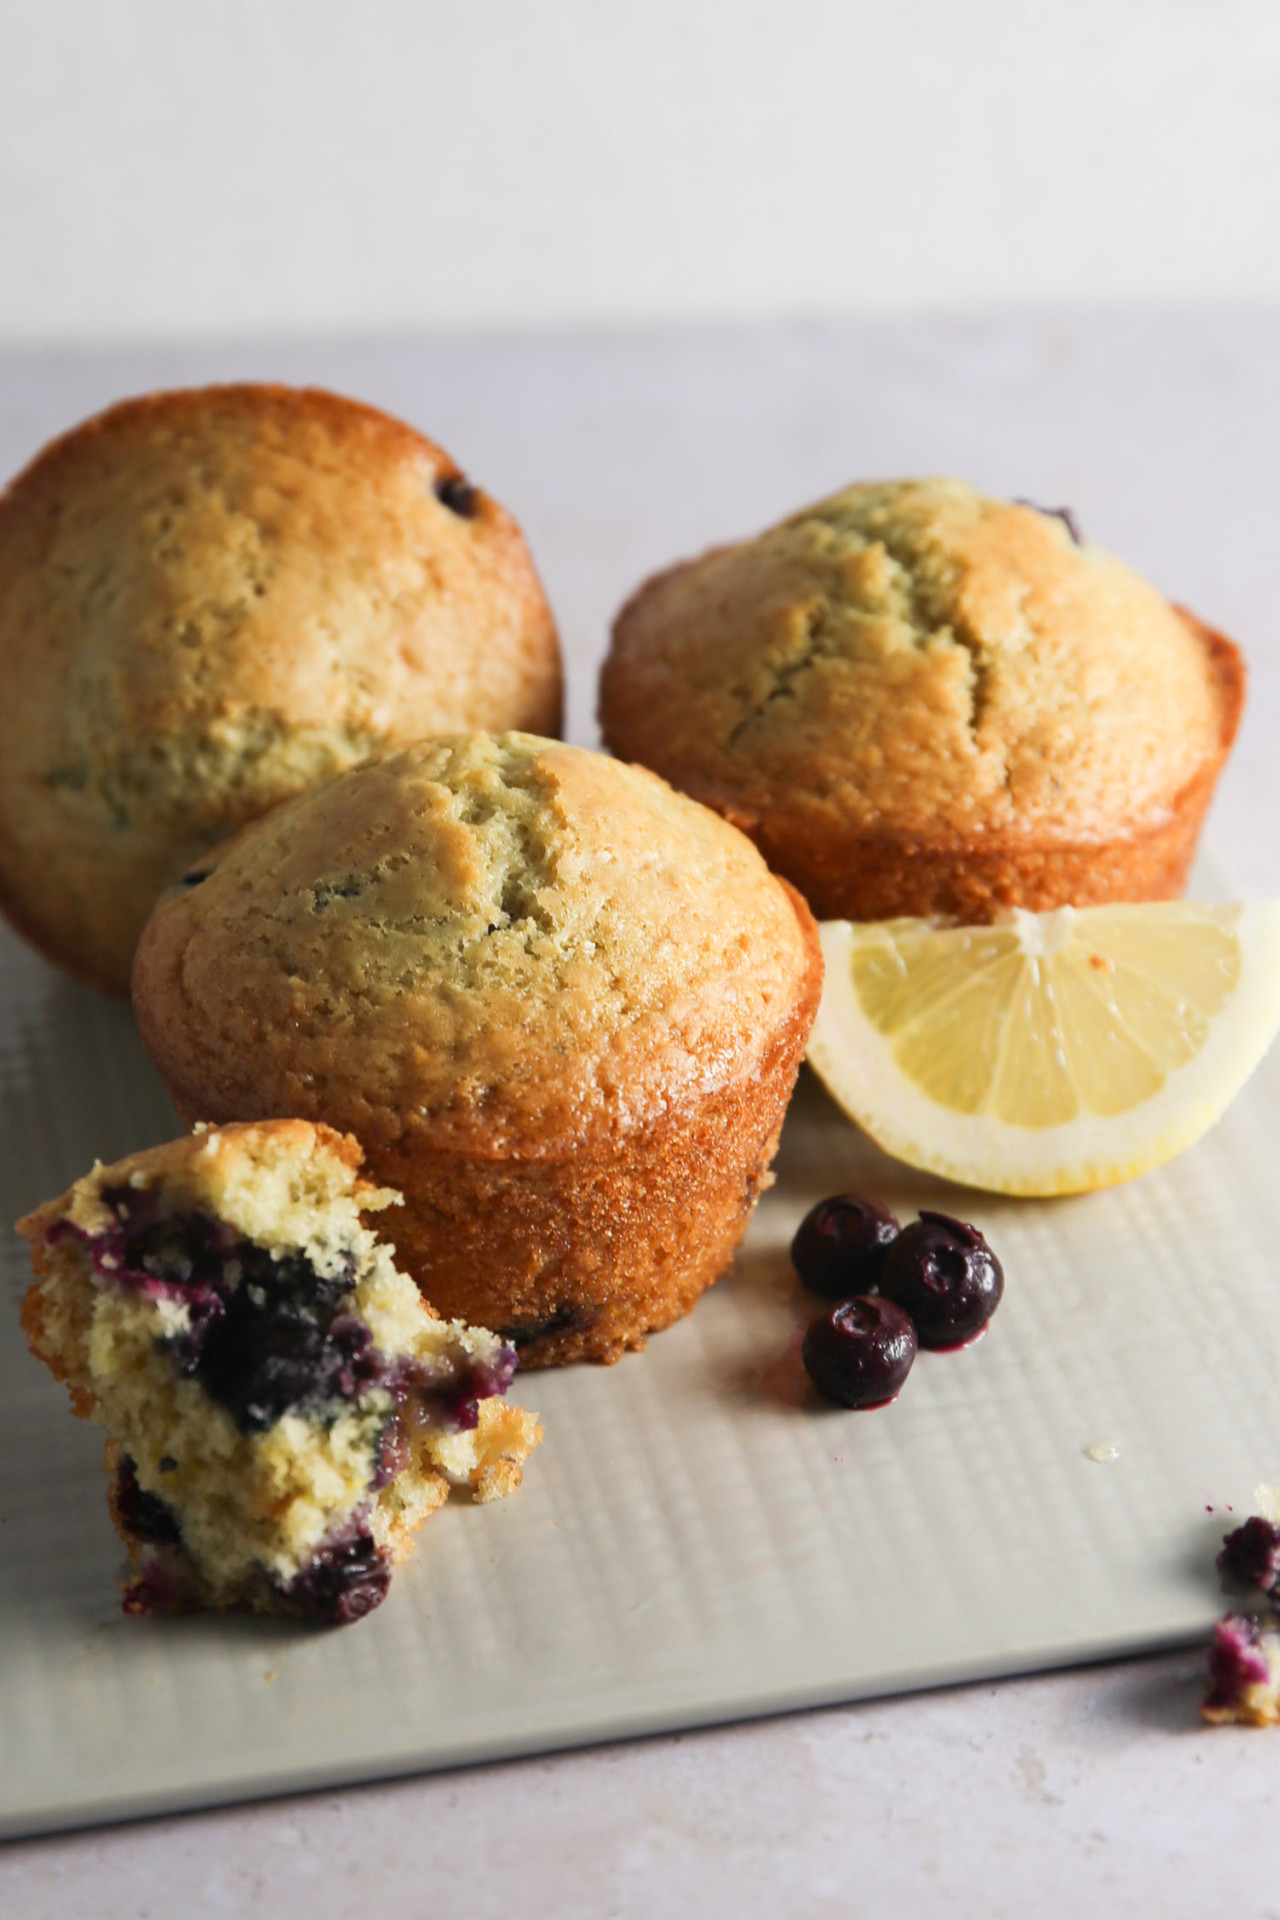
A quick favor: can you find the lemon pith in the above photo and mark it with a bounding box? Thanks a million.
[806,902,1280,1196]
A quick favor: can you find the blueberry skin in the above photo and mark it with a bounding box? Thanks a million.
[278,1521,391,1625]
[114,1454,183,1548]
[801,1295,918,1409]
[1012,498,1083,546]
[434,472,479,518]
[879,1212,1003,1350]
[790,1195,900,1299]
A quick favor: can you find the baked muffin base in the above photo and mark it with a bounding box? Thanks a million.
[367,1020,810,1368]
[165,886,824,1369]
[700,612,1246,925]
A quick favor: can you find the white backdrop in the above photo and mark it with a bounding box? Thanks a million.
[2,1,1279,346]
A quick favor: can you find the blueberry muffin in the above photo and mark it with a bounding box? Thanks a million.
[19,1121,541,1621]
[0,384,562,993]
[600,480,1244,922]
[132,733,823,1366]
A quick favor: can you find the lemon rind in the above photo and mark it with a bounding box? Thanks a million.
[806,902,1280,1197]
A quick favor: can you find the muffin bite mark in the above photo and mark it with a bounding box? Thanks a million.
[20,1121,541,1617]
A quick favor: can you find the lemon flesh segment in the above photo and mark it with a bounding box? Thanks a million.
[806,902,1280,1196]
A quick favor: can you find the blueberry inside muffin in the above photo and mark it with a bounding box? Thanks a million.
[1202,1614,1280,1726]
[19,1120,541,1622]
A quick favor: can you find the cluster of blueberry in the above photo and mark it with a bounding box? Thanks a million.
[1203,1517,1280,1718]
[62,1190,518,1622]
[789,1195,1005,1409]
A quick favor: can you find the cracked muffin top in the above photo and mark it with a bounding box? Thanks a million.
[0,384,562,994]
[599,479,1237,849]
[132,732,819,1159]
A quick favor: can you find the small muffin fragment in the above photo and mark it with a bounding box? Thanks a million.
[1202,1614,1280,1727]
[18,1121,541,1622]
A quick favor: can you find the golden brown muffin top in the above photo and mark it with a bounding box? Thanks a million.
[601,479,1235,846]
[0,383,561,991]
[133,733,818,1158]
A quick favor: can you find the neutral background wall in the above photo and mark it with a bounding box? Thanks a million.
[2,0,1280,347]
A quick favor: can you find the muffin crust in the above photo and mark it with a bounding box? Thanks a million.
[600,480,1244,920]
[0,384,562,992]
[133,734,823,1364]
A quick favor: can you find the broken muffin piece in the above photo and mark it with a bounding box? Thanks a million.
[1202,1613,1280,1727]
[18,1120,541,1623]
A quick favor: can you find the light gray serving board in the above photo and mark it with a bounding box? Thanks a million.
[2,884,1277,1841]
[4,318,1280,1842]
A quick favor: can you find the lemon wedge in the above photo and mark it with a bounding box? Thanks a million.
[806,901,1280,1195]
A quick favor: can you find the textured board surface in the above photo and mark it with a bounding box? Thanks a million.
[2,319,1278,1845]
[0,880,1272,1841]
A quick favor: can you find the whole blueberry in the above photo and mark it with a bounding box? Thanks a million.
[801,1295,918,1409]
[791,1194,900,1298]
[879,1211,1003,1349]
[434,472,479,518]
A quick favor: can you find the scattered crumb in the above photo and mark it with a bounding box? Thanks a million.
[1203,1503,1280,1725]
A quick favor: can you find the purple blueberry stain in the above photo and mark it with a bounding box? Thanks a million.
[413,1342,517,1433]
[372,1416,411,1489]
[1205,1613,1271,1713]
[275,1512,391,1625]
[122,1558,185,1617]
[114,1454,183,1548]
